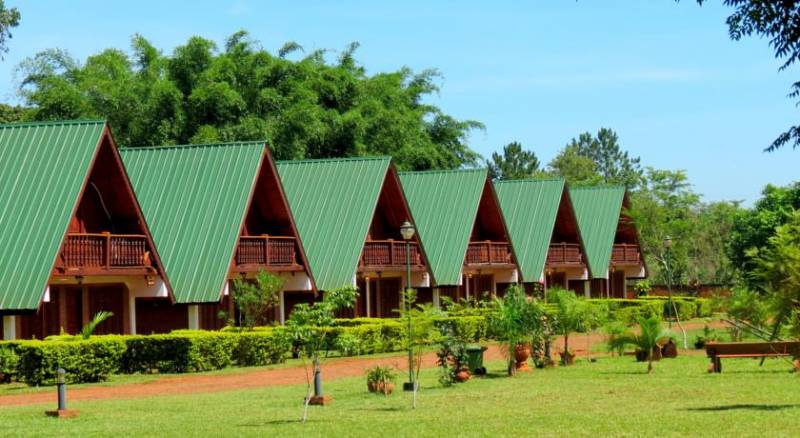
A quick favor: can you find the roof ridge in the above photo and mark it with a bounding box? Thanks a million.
[277,156,391,165]
[0,119,106,129]
[570,184,626,191]
[398,167,487,176]
[121,141,266,152]
[495,177,565,185]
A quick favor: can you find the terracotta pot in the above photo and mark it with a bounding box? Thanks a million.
[455,369,471,382]
[514,344,531,371]
[367,380,394,394]
[559,350,576,365]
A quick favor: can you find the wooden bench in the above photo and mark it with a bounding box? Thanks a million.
[705,341,800,373]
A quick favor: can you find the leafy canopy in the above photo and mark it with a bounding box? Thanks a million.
[487,141,541,180]
[15,32,482,170]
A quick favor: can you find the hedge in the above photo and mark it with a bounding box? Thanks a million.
[15,337,127,385]
[4,329,291,386]
[0,299,713,386]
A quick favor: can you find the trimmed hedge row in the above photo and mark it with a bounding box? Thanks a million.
[1,329,292,386]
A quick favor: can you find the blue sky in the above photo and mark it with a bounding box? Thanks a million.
[1,1,797,204]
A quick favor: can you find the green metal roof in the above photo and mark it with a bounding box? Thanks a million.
[0,120,106,310]
[494,179,565,283]
[121,142,266,303]
[569,185,626,278]
[399,169,487,286]
[277,157,391,291]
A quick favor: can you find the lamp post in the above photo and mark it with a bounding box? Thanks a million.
[400,220,415,392]
[663,236,687,348]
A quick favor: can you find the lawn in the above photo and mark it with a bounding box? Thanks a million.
[1,353,798,437]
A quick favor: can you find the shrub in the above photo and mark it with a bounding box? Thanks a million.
[15,338,126,385]
[0,345,18,383]
[232,329,291,366]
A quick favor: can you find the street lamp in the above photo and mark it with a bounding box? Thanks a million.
[400,220,415,392]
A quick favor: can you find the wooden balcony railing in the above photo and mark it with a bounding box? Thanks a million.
[61,233,150,270]
[464,241,512,265]
[547,243,583,266]
[361,240,422,268]
[611,243,640,264]
[235,236,299,267]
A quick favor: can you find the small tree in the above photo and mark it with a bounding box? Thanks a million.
[287,286,357,422]
[616,316,673,374]
[403,290,439,408]
[549,288,593,365]
[749,211,800,338]
[490,285,543,375]
[231,270,284,330]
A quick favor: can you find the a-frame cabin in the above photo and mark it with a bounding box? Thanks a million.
[277,157,431,318]
[495,178,590,297]
[0,120,169,339]
[121,142,314,332]
[400,169,520,304]
[570,186,647,298]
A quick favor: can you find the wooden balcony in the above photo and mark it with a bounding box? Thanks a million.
[611,243,640,264]
[547,243,584,266]
[360,240,422,269]
[234,236,301,270]
[464,241,512,265]
[57,233,153,274]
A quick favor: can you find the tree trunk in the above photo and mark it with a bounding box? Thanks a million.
[647,351,653,374]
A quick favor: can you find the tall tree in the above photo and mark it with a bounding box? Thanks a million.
[545,144,603,185]
[567,128,643,188]
[487,141,540,180]
[696,0,800,151]
[14,32,482,170]
[728,182,800,289]
[0,1,19,58]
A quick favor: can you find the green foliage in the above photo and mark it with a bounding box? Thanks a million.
[548,289,596,363]
[15,338,127,385]
[565,128,643,188]
[634,280,651,296]
[365,365,396,394]
[629,168,741,286]
[0,345,18,383]
[231,270,284,329]
[15,32,482,170]
[489,285,544,374]
[613,316,673,373]
[724,287,770,341]
[603,321,628,356]
[0,0,19,57]
[728,182,800,288]
[487,141,541,180]
[80,311,114,339]
[749,210,800,337]
[287,286,358,362]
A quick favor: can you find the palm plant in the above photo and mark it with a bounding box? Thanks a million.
[80,311,113,339]
[616,316,673,374]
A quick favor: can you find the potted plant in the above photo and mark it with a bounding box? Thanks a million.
[366,365,397,395]
[436,319,471,384]
[490,285,544,375]
[549,288,593,366]
[616,316,673,374]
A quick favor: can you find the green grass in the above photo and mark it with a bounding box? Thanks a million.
[1,354,798,437]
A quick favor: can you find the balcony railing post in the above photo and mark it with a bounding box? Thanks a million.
[264,235,270,266]
[104,232,111,270]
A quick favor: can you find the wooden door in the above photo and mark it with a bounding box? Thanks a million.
[378,278,402,318]
[88,285,125,335]
[611,271,627,298]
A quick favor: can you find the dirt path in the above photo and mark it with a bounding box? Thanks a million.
[0,320,721,407]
